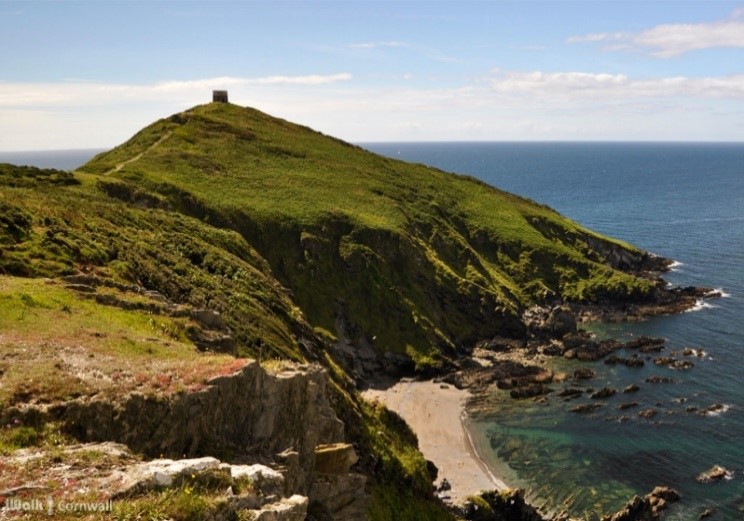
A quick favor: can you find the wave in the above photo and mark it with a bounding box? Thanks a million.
[669,260,684,272]
[703,404,731,417]
[685,300,719,313]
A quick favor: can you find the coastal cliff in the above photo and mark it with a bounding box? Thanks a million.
[0,103,709,519]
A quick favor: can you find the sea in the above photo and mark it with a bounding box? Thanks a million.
[365,142,744,520]
[3,143,743,519]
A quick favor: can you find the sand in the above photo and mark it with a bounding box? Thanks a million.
[362,380,507,503]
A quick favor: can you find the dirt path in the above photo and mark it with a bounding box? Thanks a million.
[103,131,172,176]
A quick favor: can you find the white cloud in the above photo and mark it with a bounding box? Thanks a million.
[0,74,353,108]
[488,70,744,100]
[566,32,626,44]
[2,69,744,149]
[568,12,744,57]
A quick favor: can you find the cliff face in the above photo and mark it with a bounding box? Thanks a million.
[1,360,368,520]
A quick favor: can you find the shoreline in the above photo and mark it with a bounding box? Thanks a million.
[362,379,507,504]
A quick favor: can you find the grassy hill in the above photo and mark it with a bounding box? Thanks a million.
[77,102,656,370]
[0,103,665,519]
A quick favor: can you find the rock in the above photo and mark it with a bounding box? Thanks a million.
[637,409,657,419]
[605,355,645,368]
[605,486,679,520]
[247,494,308,521]
[670,359,694,370]
[645,376,675,384]
[573,368,596,380]
[618,402,639,410]
[696,465,732,483]
[510,384,551,399]
[699,508,715,519]
[64,283,97,293]
[541,344,564,356]
[570,403,603,414]
[231,464,285,496]
[116,457,222,495]
[426,459,438,481]
[309,473,367,521]
[624,336,666,352]
[649,486,679,501]
[190,309,228,331]
[623,384,640,393]
[313,443,359,474]
[591,387,617,399]
[653,357,675,366]
[700,403,728,416]
[460,489,544,521]
[437,478,451,492]
[557,388,583,399]
[547,306,577,338]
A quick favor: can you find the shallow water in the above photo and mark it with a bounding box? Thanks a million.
[366,142,744,519]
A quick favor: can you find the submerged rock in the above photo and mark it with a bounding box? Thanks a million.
[591,387,617,399]
[570,403,603,414]
[573,368,597,380]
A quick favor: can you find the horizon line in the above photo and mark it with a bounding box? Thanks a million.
[2,140,744,154]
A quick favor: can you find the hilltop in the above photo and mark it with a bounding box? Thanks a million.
[0,103,703,520]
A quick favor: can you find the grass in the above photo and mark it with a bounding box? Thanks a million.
[0,276,253,407]
[77,102,658,367]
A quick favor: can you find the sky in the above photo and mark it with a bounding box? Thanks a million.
[1,1,744,151]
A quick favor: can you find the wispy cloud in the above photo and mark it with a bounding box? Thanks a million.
[568,10,744,57]
[0,74,353,107]
[2,68,744,149]
[349,41,408,49]
[153,74,352,92]
[489,70,744,100]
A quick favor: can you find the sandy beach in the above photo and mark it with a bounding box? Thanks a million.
[362,380,507,503]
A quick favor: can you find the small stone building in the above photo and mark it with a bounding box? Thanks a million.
[213,90,228,103]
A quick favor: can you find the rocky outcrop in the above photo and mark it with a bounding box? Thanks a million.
[1,362,370,520]
[458,489,545,521]
[603,487,679,521]
[695,465,732,483]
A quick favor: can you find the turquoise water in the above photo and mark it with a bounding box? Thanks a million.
[365,143,744,519]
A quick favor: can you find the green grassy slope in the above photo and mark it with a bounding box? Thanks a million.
[81,102,656,370]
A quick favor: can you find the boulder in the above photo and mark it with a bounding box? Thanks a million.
[547,307,577,339]
[230,464,285,496]
[313,443,359,474]
[116,457,223,496]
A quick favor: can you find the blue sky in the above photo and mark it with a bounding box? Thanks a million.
[1,1,744,150]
